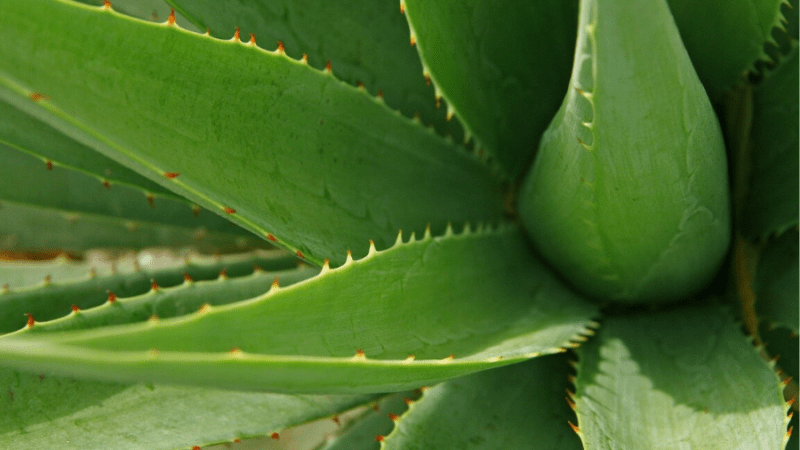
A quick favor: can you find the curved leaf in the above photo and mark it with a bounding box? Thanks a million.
[315,394,414,450]
[0,200,265,253]
[383,354,582,450]
[0,0,504,266]
[167,0,460,139]
[402,0,578,178]
[667,0,786,99]
[0,366,377,450]
[742,46,799,240]
[0,249,299,334]
[755,230,799,333]
[0,225,597,393]
[574,303,788,450]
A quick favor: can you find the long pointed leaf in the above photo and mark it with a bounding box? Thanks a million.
[0,0,504,266]
[0,225,597,393]
[574,303,788,450]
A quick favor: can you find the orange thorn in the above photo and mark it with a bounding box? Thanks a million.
[388,413,399,421]
[219,268,228,279]
[784,376,794,386]
[357,81,365,89]
[102,179,111,190]
[435,97,441,109]
[400,2,405,13]
[266,233,278,242]
[163,172,180,179]
[788,396,797,407]
[374,436,385,442]
[295,250,305,259]
[355,348,366,358]
[325,60,333,74]
[377,90,384,99]
[233,27,241,42]
[29,92,49,102]
[270,432,279,440]
[71,304,80,313]
[183,272,193,282]
[191,446,201,450]
[192,205,201,217]
[150,279,159,291]
[146,194,155,208]
[410,35,416,46]
[249,33,256,46]
[25,313,34,328]
[565,396,576,410]
[403,398,414,406]
[276,40,285,54]
[103,0,112,10]
[787,426,794,439]
[229,346,242,356]
[568,421,580,434]
[233,439,241,443]
[204,28,210,36]
[301,53,308,64]
[167,8,176,25]
[332,415,340,425]
[45,160,53,170]
[224,207,236,214]
[271,277,280,289]
[107,291,117,303]
[423,73,431,86]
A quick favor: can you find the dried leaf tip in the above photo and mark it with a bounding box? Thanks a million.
[354,348,367,360]
[107,290,117,303]
[163,172,180,179]
[167,8,176,25]
[102,1,112,11]
[25,313,35,328]
[325,60,333,74]
[276,40,285,54]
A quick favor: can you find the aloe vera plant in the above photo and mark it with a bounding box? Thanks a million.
[0,0,796,449]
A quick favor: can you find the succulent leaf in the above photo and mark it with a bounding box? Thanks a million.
[666,0,787,100]
[755,230,799,333]
[574,303,788,450]
[315,393,415,450]
[0,0,504,266]
[0,225,597,393]
[741,46,799,240]
[167,0,460,139]
[518,0,731,303]
[402,0,578,178]
[0,366,378,450]
[383,354,582,450]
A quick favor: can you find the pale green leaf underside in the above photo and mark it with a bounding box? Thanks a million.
[167,0,460,139]
[742,46,799,240]
[667,0,786,100]
[0,226,597,393]
[0,98,177,199]
[384,354,582,450]
[1,366,377,450]
[755,230,799,333]
[0,145,257,240]
[403,0,577,178]
[0,200,265,253]
[0,0,504,266]
[574,303,787,450]
[0,249,299,334]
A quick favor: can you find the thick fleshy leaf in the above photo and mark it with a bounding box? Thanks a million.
[0,0,504,266]
[0,225,597,393]
[383,354,582,450]
[0,249,299,334]
[315,394,414,450]
[0,366,377,450]
[167,0,459,139]
[0,98,177,199]
[402,0,578,178]
[574,303,788,450]
[742,46,799,240]
[0,200,265,253]
[755,230,799,333]
[666,0,786,100]
[518,0,730,304]
[76,0,196,28]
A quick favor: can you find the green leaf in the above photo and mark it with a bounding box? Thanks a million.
[77,0,197,28]
[0,0,504,266]
[666,0,786,99]
[0,249,300,334]
[0,98,179,199]
[315,394,415,450]
[402,0,577,178]
[574,303,788,450]
[755,230,799,333]
[742,46,799,240]
[167,0,460,139]
[0,200,265,253]
[0,366,378,450]
[383,354,582,450]
[0,225,597,393]
[518,0,731,304]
